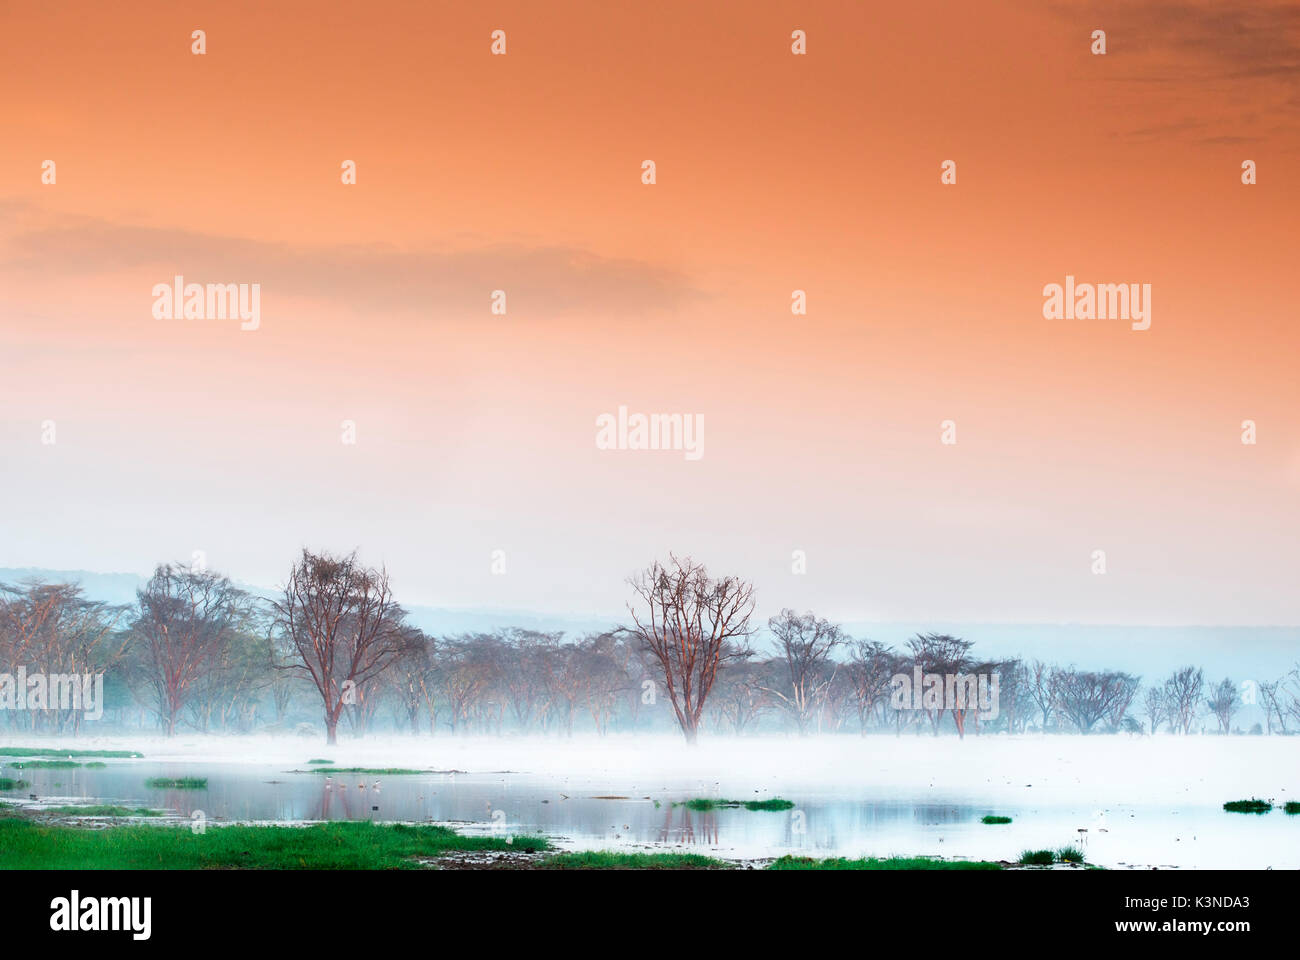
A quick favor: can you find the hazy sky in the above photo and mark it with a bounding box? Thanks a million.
[2,1,1297,624]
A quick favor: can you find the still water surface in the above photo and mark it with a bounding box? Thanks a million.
[3,758,1294,868]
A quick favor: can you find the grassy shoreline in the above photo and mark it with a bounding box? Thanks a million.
[0,816,549,870]
[0,808,1055,870]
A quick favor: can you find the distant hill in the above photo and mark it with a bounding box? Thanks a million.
[0,568,147,606]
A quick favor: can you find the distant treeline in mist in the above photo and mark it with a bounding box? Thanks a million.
[2,551,1297,743]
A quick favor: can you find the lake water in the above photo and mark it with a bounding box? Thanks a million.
[4,732,1297,869]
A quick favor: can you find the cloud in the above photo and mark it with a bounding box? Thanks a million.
[0,201,702,319]
[1055,0,1300,140]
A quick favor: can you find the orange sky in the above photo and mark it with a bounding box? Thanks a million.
[1,0,1297,624]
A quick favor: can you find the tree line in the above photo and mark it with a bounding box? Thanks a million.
[2,551,1297,743]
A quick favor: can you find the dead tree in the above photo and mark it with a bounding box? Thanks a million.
[626,554,755,744]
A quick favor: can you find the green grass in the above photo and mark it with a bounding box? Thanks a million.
[300,767,427,775]
[676,797,795,812]
[145,778,207,790]
[1018,847,1086,865]
[1285,801,1300,815]
[768,855,1001,870]
[11,760,80,769]
[0,748,143,758]
[0,778,30,791]
[37,805,162,818]
[980,815,1012,825]
[1018,849,1056,865]
[0,819,549,869]
[540,851,730,869]
[1223,798,1272,813]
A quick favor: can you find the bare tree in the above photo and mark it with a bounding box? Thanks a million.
[994,659,1030,734]
[1142,685,1168,735]
[626,555,755,744]
[1028,659,1057,731]
[906,633,976,736]
[499,629,562,730]
[1258,678,1288,735]
[709,654,768,734]
[272,549,408,744]
[1053,668,1140,734]
[433,634,501,734]
[132,564,253,736]
[845,639,895,734]
[0,581,128,733]
[759,609,845,734]
[1205,677,1240,734]
[576,632,628,735]
[386,626,435,734]
[1164,666,1205,735]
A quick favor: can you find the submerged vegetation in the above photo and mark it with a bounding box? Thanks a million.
[0,778,29,791]
[145,777,207,789]
[1223,798,1272,813]
[36,805,162,818]
[769,855,1001,870]
[10,760,80,769]
[0,803,1098,870]
[676,797,795,812]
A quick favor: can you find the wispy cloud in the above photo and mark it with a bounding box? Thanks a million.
[0,201,702,318]
[1054,0,1300,142]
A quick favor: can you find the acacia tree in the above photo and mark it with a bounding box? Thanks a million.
[1054,668,1140,733]
[132,564,252,736]
[626,555,755,744]
[1205,677,1240,734]
[386,626,435,734]
[1143,685,1168,734]
[709,654,768,734]
[272,549,408,744]
[907,633,976,736]
[498,629,561,730]
[1257,673,1297,735]
[1028,659,1057,731]
[846,639,895,734]
[759,609,845,734]
[1164,666,1205,734]
[0,581,128,733]
[433,634,501,734]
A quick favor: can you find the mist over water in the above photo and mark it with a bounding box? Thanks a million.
[4,733,1296,868]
